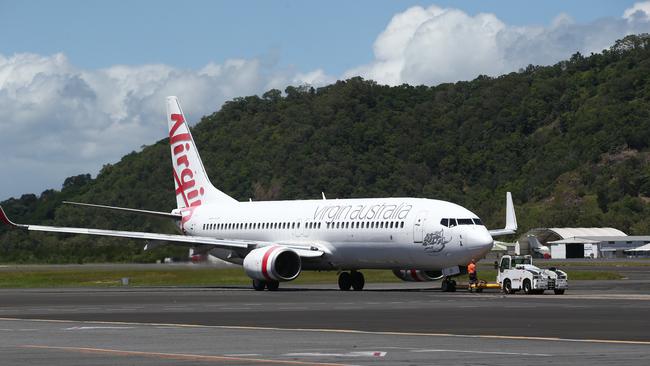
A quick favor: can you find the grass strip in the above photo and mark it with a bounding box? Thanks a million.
[0,266,623,288]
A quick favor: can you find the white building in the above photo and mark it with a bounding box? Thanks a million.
[518,228,650,259]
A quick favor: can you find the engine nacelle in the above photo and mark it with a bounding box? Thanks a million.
[243,246,301,282]
[393,269,444,282]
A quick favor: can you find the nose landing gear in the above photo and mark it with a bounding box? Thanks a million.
[440,277,457,292]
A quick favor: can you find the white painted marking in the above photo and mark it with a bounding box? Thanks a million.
[412,349,551,357]
[223,353,262,357]
[64,326,133,330]
[285,351,386,358]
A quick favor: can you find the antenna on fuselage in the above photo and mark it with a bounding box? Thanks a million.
[322,192,326,200]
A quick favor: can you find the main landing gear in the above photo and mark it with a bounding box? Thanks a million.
[338,270,365,291]
[252,279,280,291]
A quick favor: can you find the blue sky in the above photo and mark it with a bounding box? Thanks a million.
[1,0,649,200]
[0,1,640,74]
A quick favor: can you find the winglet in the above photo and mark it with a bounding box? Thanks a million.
[505,191,517,231]
[487,192,518,237]
[0,206,23,228]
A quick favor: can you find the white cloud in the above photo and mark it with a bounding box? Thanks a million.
[624,1,650,21]
[0,53,332,200]
[345,3,650,86]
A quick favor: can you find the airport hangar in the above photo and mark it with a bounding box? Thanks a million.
[517,227,650,259]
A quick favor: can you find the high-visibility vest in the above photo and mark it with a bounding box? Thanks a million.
[468,263,476,274]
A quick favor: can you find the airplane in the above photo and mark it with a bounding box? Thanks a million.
[0,96,517,292]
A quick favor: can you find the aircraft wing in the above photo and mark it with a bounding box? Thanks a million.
[0,206,324,258]
[488,192,518,237]
[63,201,182,220]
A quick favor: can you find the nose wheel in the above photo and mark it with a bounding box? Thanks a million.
[440,277,456,292]
[338,271,365,291]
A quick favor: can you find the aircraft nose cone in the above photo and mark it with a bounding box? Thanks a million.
[465,229,494,257]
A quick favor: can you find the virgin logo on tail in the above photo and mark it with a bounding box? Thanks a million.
[169,113,204,221]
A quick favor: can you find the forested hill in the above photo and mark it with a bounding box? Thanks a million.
[2,35,650,263]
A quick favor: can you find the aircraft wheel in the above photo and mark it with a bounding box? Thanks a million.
[338,272,352,291]
[252,279,266,291]
[351,271,365,291]
[449,280,457,292]
[267,280,280,291]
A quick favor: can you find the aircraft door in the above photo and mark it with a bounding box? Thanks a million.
[296,219,306,238]
[413,211,427,243]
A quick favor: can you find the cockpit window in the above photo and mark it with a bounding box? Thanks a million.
[441,218,483,227]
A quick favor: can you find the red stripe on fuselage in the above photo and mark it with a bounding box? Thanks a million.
[261,246,280,281]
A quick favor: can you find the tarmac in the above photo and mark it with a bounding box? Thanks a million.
[1,277,649,365]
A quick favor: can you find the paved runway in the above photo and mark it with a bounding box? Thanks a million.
[1,279,649,365]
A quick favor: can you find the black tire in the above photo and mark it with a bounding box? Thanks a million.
[267,280,280,291]
[338,272,352,291]
[503,279,512,294]
[523,279,532,295]
[449,280,457,292]
[252,279,266,291]
[351,271,365,291]
[554,289,565,295]
[441,280,449,292]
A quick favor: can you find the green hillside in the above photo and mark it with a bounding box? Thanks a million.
[2,34,650,263]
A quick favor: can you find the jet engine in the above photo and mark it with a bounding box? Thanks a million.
[393,269,444,282]
[243,246,301,281]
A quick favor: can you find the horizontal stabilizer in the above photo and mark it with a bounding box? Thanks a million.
[63,201,181,220]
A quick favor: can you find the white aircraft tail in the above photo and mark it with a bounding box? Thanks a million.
[166,96,237,209]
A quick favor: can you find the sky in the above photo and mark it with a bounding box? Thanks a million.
[2,0,650,200]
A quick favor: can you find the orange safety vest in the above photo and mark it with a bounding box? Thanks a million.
[467,262,476,274]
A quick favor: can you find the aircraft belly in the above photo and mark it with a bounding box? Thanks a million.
[326,241,413,269]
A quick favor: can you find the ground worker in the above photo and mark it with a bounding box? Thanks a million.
[467,259,477,288]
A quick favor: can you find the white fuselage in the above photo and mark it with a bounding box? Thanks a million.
[183,197,494,271]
